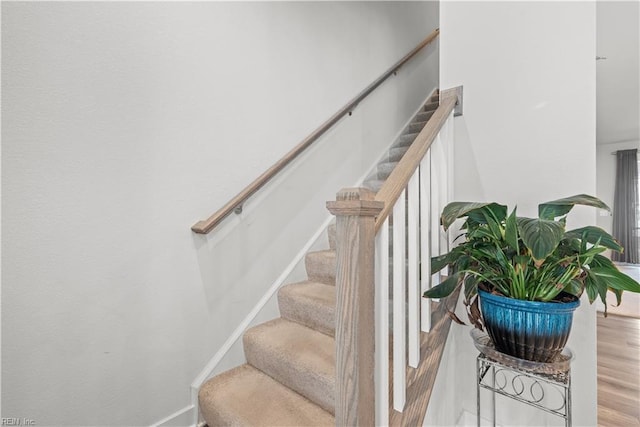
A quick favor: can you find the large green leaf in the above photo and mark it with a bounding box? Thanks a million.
[464,274,479,301]
[565,226,623,252]
[589,267,640,293]
[612,288,623,306]
[564,278,584,298]
[586,270,616,313]
[467,204,507,229]
[517,217,565,261]
[579,245,607,265]
[585,270,623,317]
[596,275,609,310]
[538,194,610,220]
[590,254,616,269]
[431,249,468,273]
[484,215,505,241]
[423,274,460,298]
[590,257,627,306]
[431,253,452,273]
[467,226,499,241]
[504,208,519,251]
[585,272,600,304]
[441,202,507,231]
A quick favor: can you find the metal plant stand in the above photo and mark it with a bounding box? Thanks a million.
[473,330,573,427]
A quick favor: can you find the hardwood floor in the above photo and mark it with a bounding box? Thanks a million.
[597,313,640,426]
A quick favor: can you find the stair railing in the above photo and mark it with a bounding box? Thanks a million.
[327,87,461,426]
[191,28,440,234]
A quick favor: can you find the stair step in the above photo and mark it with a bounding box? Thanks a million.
[199,364,334,426]
[279,281,335,336]
[363,178,385,193]
[388,146,409,162]
[408,120,427,134]
[397,132,420,147]
[424,100,439,112]
[305,250,336,285]
[243,318,336,415]
[415,110,435,122]
[377,161,399,180]
[430,92,440,102]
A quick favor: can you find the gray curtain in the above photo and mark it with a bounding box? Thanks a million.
[612,149,639,263]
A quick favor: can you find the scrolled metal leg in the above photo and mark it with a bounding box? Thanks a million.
[477,357,481,427]
[491,364,496,427]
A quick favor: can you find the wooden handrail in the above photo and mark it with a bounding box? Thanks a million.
[191,28,440,234]
[374,95,458,233]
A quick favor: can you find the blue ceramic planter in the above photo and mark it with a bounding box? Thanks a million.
[478,290,580,363]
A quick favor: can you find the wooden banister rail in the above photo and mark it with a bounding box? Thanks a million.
[191,28,440,234]
[374,93,457,233]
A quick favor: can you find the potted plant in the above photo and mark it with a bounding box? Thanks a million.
[423,194,640,363]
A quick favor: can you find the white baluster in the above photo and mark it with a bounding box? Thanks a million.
[419,153,432,332]
[392,190,406,411]
[407,172,420,368]
[430,136,442,284]
[446,114,455,250]
[437,129,451,256]
[438,133,448,256]
[375,218,389,425]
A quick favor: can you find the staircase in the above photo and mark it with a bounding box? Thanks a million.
[362,100,439,193]
[198,92,440,426]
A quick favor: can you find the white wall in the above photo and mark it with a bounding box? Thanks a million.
[441,2,597,426]
[596,0,640,146]
[594,0,640,236]
[1,2,439,425]
[422,321,463,426]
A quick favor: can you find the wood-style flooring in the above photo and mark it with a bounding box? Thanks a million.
[597,313,640,426]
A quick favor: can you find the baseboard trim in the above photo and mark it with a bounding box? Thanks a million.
[189,214,335,425]
[150,404,195,427]
[456,409,503,427]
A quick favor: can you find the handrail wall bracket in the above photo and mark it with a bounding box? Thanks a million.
[441,85,463,117]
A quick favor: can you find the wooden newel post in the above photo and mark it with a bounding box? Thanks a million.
[327,188,384,427]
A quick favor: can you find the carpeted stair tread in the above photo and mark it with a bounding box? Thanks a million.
[278,281,336,336]
[199,364,334,427]
[388,146,409,162]
[305,249,336,285]
[424,100,439,111]
[408,120,428,134]
[363,179,385,193]
[397,132,420,147]
[243,318,336,414]
[415,110,435,122]
[377,161,399,180]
